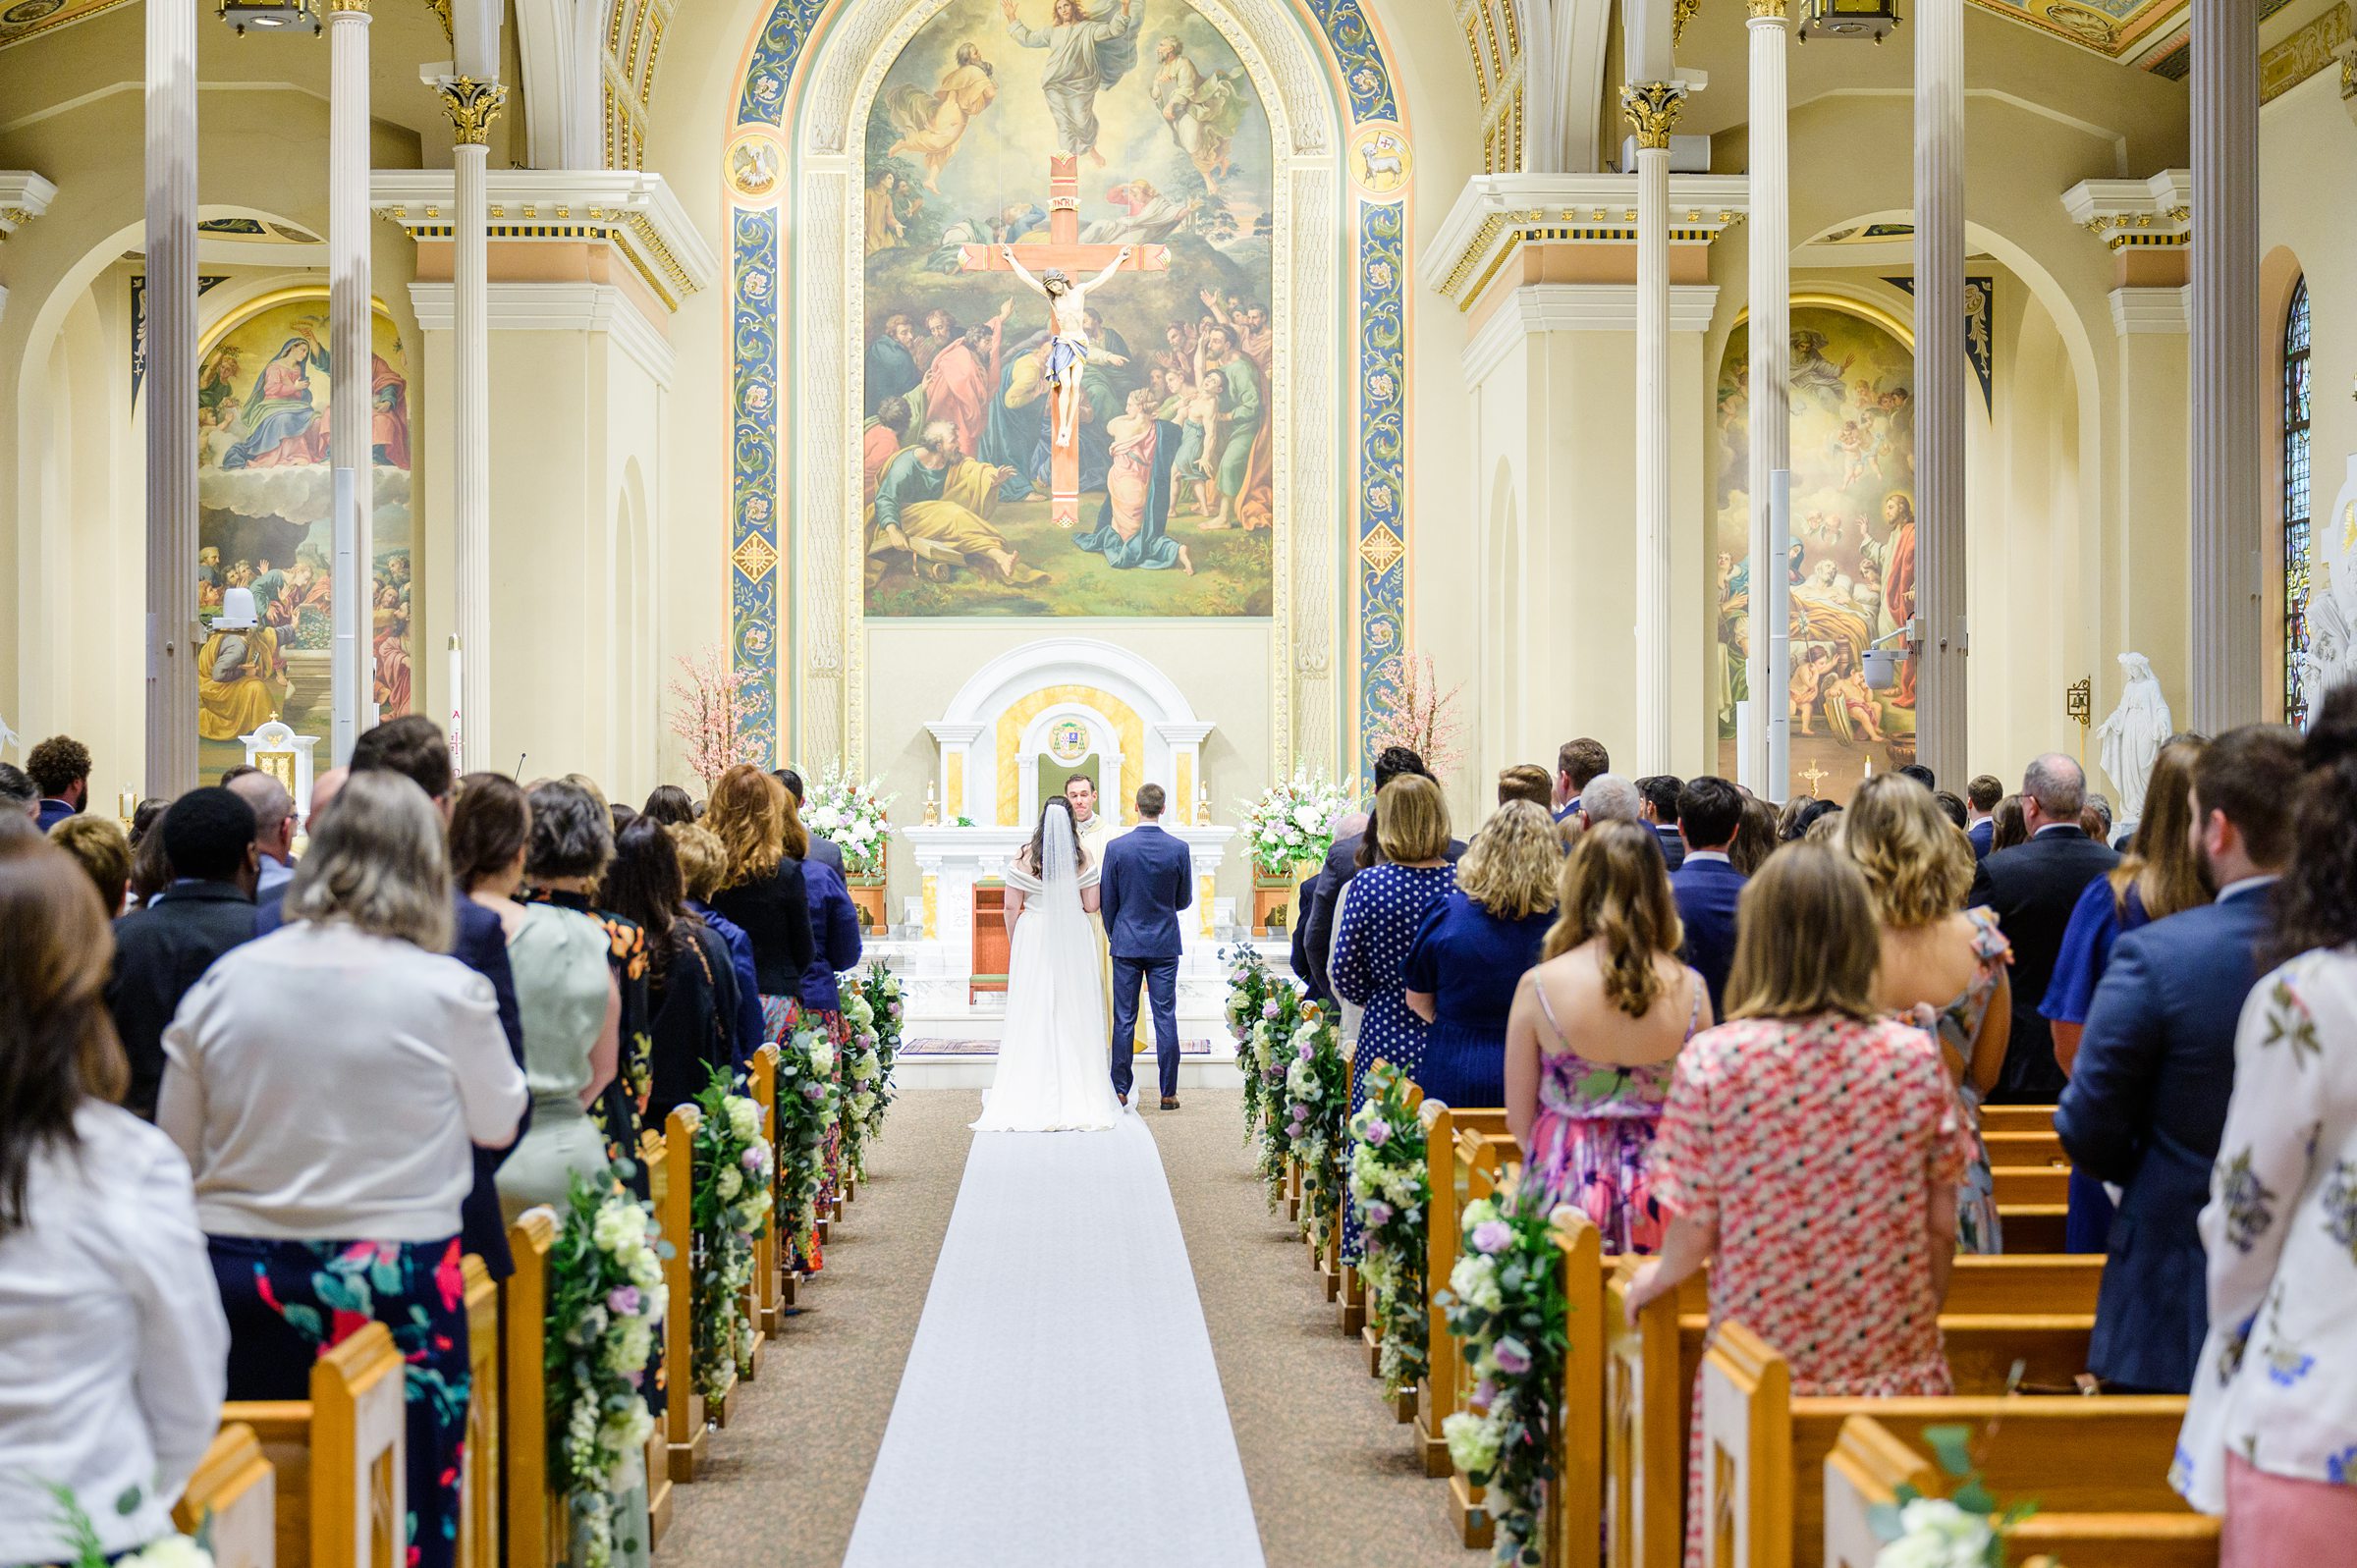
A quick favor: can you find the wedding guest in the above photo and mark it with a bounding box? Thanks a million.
[1298,747,1457,1004]
[1506,821,1707,1252]
[452,775,619,1225]
[1845,774,2013,1254]
[1803,806,1847,847]
[1780,794,1839,841]
[671,824,766,1079]
[1628,844,1971,1568]
[159,771,527,1568]
[705,764,816,1044]
[1497,764,1554,810]
[1965,775,2003,859]
[776,768,846,876]
[1989,792,2028,853]
[48,812,131,914]
[1402,801,1561,1108]
[778,784,854,1214]
[1321,810,1371,1043]
[26,734,89,833]
[1330,774,1455,1261]
[1576,773,1645,829]
[127,803,176,909]
[0,844,226,1568]
[2058,725,2301,1393]
[1553,737,1611,823]
[2171,683,2357,1559]
[0,762,35,820]
[1670,777,1746,1017]
[1932,790,1969,830]
[2041,734,2210,1252]
[1635,775,1687,871]
[226,771,298,907]
[602,818,739,1118]
[2081,793,2113,843]
[104,787,259,1118]
[524,780,651,1179]
[1727,795,1780,877]
[640,784,698,829]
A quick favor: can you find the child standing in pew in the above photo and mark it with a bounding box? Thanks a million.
[1622,843,1975,1568]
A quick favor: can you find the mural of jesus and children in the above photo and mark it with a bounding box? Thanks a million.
[861,0,1276,618]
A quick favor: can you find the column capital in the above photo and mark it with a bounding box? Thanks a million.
[0,171,58,242]
[1746,0,1789,19]
[325,0,370,14]
[1620,82,1687,150]
[433,76,507,145]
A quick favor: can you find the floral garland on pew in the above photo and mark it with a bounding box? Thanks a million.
[1348,1059,1430,1399]
[1281,1000,1348,1252]
[548,1167,665,1568]
[1437,1196,1569,1568]
[854,962,905,1147]
[836,967,897,1182]
[688,1066,772,1406]
[1222,944,1277,1142]
[775,1020,841,1271]
[1250,975,1314,1205]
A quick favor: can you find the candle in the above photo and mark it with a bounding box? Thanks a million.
[119,784,137,821]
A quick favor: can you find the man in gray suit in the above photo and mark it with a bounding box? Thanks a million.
[776,767,846,875]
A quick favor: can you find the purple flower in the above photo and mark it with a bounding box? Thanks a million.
[626,1367,645,1387]
[802,1082,825,1101]
[607,1284,641,1316]
[1262,1000,1281,1019]
[740,1147,765,1171]
[1364,1200,1395,1228]
[1472,1379,1498,1408]
[1470,1219,1513,1256]
[1493,1337,1532,1376]
[1295,1040,1314,1062]
[1364,1116,1392,1147]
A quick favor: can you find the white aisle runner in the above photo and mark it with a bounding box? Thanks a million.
[841,1112,1265,1567]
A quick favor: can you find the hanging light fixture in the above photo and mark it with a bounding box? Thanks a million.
[1798,0,1901,44]
[217,0,321,35]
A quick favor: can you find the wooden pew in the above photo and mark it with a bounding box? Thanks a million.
[1982,1128,2067,1167]
[1825,1412,2219,1568]
[1327,1055,1355,1316]
[649,1106,707,1483]
[1993,1166,2072,1207]
[1444,1125,1523,1548]
[502,1209,566,1568]
[1978,1105,2058,1135]
[219,1321,406,1568]
[1700,1319,2164,1568]
[173,1424,277,1568]
[456,1257,498,1568]
[751,1044,783,1339]
[1998,1203,2071,1252]
[1604,1255,2107,1568]
[1412,1100,1512,1479]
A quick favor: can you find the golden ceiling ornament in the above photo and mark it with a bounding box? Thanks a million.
[1620,82,1686,150]
[435,77,508,145]
[1672,0,1701,45]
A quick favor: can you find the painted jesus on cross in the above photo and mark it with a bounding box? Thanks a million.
[1002,243,1133,448]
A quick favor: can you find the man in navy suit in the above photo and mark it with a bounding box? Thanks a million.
[1964,774,2002,861]
[256,718,530,1277]
[1553,736,1610,825]
[1636,775,1687,871]
[1968,754,2119,1101]
[27,733,90,833]
[2056,725,2300,1394]
[1099,784,1194,1109]
[1669,776,1746,1018]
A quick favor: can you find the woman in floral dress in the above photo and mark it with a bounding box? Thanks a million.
[1329,774,1455,1262]
[1625,845,1974,1568]
[1841,773,2014,1252]
[1505,821,1708,1254]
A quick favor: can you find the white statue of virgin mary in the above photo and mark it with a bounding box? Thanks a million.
[2096,651,2172,825]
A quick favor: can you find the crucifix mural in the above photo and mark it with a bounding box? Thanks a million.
[958,153,1169,528]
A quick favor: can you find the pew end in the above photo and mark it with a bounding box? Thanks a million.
[651,1108,710,1484]
[174,1423,277,1568]
[457,1256,499,1568]
[1604,1256,1684,1568]
[219,1320,406,1568]
[1411,1101,1511,1480]
[751,1045,784,1338]
[502,1209,568,1568]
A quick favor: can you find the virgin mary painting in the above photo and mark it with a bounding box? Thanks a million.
[221,323,328,469]
[1073,387,1192,573]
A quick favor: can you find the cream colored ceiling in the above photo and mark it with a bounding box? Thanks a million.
[0,0,132,51]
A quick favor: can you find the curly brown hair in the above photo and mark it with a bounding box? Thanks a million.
[26,735,90,799]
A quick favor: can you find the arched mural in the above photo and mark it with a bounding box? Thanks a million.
[1715,302,1916,796]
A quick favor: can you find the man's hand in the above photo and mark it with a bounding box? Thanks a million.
[1000,0,1017,20]
[1098,351,1129,366]
[994,465,1019,485]
[882,524,911,552]
[1118,244,1135,261]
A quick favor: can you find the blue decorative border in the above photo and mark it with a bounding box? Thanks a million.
[728,0,1404,778]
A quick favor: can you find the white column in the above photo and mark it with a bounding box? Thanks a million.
[1622,1,1682,775]
[2190,0,2263,730]
[1913,0,1968,782]
[143,0,197,796]
[328,0,373,763]
[1744,1,1791,797]
[435,77,505,772]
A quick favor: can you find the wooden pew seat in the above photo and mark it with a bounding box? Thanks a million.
[218,1320,406,1568]
[1411,1101,1510,1479]
[173,1424,276,1568]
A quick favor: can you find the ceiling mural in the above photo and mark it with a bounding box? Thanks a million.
[1968,0,2303,73]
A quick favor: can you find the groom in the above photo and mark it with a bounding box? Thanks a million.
[1099,783,1194,1109]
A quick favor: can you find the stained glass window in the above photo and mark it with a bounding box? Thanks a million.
[2285,278,2313,727]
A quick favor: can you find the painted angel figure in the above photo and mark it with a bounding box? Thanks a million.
[1002,243,1132,449]
[2096,651,2172,824]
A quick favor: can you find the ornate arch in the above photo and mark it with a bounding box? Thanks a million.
[723,0,1410,786]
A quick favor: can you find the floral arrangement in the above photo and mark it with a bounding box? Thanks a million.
[1349,1059,1430,1399]
[666,647,767,788]
[41,1488,211,1568]
[837,977,887,1182]
[803,762,895,878]
[1869,1423,2039,1568]
[687,1066,770,1407]
[774,1020,841,1271]
[1236,772,1355,878]
[856,963,905,1144]
[1222,944,1278,1142]
[1437,1197,1569,1567]
[1242,967,1316,1206]
[1365,649,1467,783]
[546,1167,666,1568]
[1280,1001,1349,1253]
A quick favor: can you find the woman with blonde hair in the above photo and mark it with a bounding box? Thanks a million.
[1628,844,1973,1568]
[160,772,526,1568]
[1401,800,1561,1109]
[703,763,815,1047]
[1845,772,2012,1253]
[1505,821,1709,1252]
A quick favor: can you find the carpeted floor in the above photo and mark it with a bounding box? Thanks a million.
[660,1088,1467,1568]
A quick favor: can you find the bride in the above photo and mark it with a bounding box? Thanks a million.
[970,793,1128,1132]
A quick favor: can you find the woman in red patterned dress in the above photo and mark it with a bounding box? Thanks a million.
[1624,843,1974,1568]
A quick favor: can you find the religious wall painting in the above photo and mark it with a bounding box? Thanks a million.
[192,292,413,779]
[858,0,1276,619]
[1713,303,1917,800]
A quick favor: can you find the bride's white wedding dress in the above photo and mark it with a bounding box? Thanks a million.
[970,808,1126,1133]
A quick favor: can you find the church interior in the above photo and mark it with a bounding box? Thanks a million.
[2,0,2354,1565]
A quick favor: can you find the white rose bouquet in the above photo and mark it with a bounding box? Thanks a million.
[1236,772,1354,878]
[548,1168,666,1568]
[805,762,896,878]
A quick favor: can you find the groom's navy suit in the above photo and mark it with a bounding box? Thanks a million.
[1099,821,1193,1101]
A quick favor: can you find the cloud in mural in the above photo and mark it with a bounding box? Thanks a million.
[199,462,411,522]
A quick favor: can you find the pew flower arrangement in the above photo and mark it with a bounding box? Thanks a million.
[1236,772,1355,877]
[1869,1423,2041,1568]
[775,1020,842,1271]
[1436,1197,1570,1567]
[688,1066,772,1406]
[837,982,883,1183]
[1347,1060,1430,1399]
[40,1487,211,1568]
[805,763,895,878]
[1221,944,1277,1142]
[1281,1002,1349,1253]
[851,962,905,1145]
[548,1167,666,1568]
[1246,973,1316,1206]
